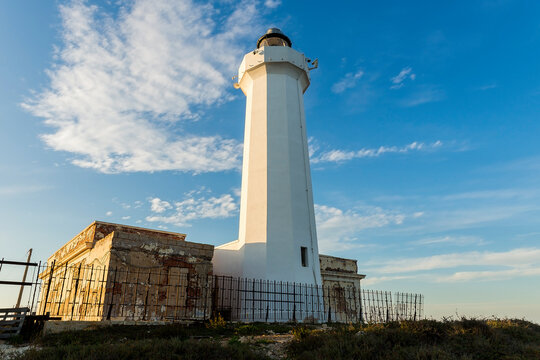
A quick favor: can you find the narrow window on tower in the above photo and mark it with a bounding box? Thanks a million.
[301,247,308,267]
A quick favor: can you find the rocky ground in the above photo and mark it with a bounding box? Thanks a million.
[0,341,34,358]
[228,333,294,359]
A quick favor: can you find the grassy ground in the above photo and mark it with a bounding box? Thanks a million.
[288,319,540,360]
[2,318,540,359]
[3,322,295,360]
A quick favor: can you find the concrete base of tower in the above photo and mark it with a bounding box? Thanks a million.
[213,241,322,285]
[212,245,366,323]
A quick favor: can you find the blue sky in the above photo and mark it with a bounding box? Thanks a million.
[1,0,540,322]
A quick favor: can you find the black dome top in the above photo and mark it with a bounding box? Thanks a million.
[257,28,292,48]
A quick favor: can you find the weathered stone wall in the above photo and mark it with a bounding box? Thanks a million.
[38,221,214,321]
[319,254,365,322]
[320,254,364,289]
[105,227,214,321]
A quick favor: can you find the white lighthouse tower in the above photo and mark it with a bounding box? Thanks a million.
[213,29,322,288]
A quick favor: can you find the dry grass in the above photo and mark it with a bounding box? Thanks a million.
[287,318,540,359]
[5,318,540,360]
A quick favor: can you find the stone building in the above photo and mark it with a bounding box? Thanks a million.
[37,221,366,323]
[319,255,366,322]
[319,255,366,290]
[38,221,214,321]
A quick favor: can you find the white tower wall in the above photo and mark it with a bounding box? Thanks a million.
[214,44,322,287]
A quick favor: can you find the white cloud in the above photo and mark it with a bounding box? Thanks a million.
[362,248,540,285]
[150,198,172,213]
[121,216,131,220]
[311,140,442,164]
[106,211,112,216]
[315,204,406,252]
[401,204,538,235]
[409,235,486,246]
[22,0,262,174]
[438,267,540,282]
[390,67,415,89]
[362,275,416,286]
[264,0,281,8]
[331,70,364,93]
[369,248,540,275]
[146,193,238,227]
[232,187,242,197]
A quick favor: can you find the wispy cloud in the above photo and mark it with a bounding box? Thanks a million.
[315,204,407,252]
[366,248,540,284]
[409,235,486,247]
[438,267,540,282]
[368,186,540,246]
[264,0,281,8]
[22,0,261,174]
[146,192,238,227]
[331,69,364,93]
[440,188,540,201]
[476,83,497,91]
[401,86,444,107]
[311,140,442,164]
[390,67,415,89]
[400,204,539,235]
[363,275,416,286]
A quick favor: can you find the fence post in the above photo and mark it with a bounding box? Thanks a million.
[55,262,69,316]
[96,266,107,320]
[41,260,56,315]
[70,263,82,320]
[203,274,208,321]
[327,304,332,324]
[106,266,118,320]
[15,249,33,308]
[293,282,297,322]
[142,270,151,321]
[414,294,418,321]
[30,261,42,314]
[385,292,389,322]
[82,264,94,320]
[359,289,364,324]
[272,280,277,322]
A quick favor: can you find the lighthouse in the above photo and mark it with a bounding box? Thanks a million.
[213,28,322,288]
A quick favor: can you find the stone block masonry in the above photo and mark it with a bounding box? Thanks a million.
[319,254,366,321]
[38,221,214,321]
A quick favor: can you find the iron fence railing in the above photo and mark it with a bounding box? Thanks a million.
[3,262,423,323]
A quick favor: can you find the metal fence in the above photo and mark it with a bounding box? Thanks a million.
[212,276,424,323]
[6,262,423,324]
